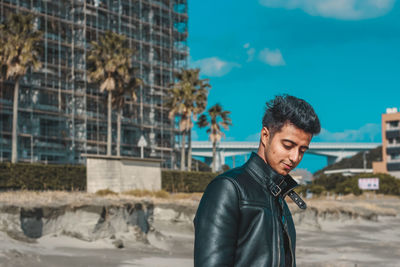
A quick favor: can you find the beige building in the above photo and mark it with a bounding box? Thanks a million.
[373,108,400,178]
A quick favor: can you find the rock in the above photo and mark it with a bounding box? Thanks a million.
[6,230,37,243]
[112,239,124,249]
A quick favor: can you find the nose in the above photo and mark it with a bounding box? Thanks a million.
[289,149,300,164]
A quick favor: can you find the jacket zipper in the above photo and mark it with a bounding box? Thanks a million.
[269,194,280,267]
[280,196,294,267]
[287,227,294,267]
[277,217,281,267]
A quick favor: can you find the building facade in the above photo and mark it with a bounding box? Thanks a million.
[373,107,400,178]
[0,0,188,168]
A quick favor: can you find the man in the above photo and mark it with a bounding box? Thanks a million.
[194,94,320,267]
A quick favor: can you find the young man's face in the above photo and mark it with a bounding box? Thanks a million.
[260,123,312,176]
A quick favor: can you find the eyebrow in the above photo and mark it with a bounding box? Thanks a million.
[282,139,309,150]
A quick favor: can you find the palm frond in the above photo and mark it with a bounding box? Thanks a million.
[87,30,140,110]
[164,68,211,129]
[198,103,232,143]
[0,13,42,80]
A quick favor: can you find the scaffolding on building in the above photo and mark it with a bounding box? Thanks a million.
[0,0,188,168]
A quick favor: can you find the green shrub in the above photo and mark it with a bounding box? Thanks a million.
[294,185,308,196]
[313,174,347,191]
[122,189,170,198]
[0,162,86,191]
[308,185,325,195]
[123,189,151,197]
[161,170,215,192]
[335,176,362,196]
[95,189,117,196]
[154,190,170,198]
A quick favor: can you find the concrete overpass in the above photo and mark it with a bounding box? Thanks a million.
[191,141,380,171]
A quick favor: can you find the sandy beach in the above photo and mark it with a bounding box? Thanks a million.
[0,192,399,267]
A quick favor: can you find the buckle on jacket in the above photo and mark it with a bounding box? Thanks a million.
[288,191,307,210]
[269,184,281,197]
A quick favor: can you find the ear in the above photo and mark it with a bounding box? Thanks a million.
[260,127,270,147]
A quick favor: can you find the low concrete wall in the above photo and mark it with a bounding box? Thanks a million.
[84,155,162,193]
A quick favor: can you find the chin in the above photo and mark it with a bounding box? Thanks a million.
[277,170,288,176]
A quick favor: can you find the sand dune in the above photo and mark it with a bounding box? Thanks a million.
[0,192,399,267]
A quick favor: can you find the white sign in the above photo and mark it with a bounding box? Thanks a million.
[137,135,147,147]
[137,135,147,159]
[358,178,379,190]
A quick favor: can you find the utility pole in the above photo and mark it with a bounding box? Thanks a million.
[363,151,369,172]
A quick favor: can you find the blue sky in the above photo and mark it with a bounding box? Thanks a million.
[188,0,400,172]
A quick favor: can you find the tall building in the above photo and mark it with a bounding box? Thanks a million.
[373,107,400,178]
[0,0,188,168]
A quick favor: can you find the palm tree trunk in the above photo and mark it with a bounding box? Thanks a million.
[117,109,121,157]
[180,130,186,171]
[212,140,216,172]
[107,92,112,156]
[187,128,192,171]
[11,78,20,163]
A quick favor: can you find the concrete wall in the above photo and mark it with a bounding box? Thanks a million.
[86,155,162,193]
[372,161,387,173]
[389,171,400,179]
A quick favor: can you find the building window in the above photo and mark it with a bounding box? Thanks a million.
[391,153,400,160]
[388,138,394,144]
[388,120,399,128]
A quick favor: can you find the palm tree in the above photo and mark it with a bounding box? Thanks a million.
[0,24,5,79]
[165,68,210,170]
[197,104,232,172]
[87,31,136,156]
[112,69,141,156]
[0,14,42,163]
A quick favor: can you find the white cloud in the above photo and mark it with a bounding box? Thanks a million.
[225,136,236,141]
[190,57,240,77]
[259,0,396,20]
[316,123,381,142]
[245,132,261,141]
[258,48,286,66]
[246,48,256,62]
[243,43,256,62]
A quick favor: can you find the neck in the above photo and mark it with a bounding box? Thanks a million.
[256,142,267,165]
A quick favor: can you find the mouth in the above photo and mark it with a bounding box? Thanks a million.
[282,163,293,171]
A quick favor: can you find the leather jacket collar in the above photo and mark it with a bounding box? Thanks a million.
[245,152,299,198]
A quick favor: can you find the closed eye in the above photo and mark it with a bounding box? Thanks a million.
[300,147,308,154]
[282,140,295,149]
[283,144,292,150]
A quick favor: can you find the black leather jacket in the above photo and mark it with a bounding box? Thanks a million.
[194,152,306,267]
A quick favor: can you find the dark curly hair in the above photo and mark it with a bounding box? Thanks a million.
[262,94,321,136]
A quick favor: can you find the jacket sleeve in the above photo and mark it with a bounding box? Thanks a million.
[194,177,240,267]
